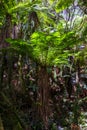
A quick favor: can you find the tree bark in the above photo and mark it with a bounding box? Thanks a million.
[37,66,50,129]
[0,13,12,89]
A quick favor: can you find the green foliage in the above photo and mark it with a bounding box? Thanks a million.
[6,38,32,55]
[0,0,87,130]
[30,30,77,66]
[55,0,74,13]
[6,27,79,67]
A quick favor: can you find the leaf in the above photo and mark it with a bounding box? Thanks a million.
[55,0,73,13]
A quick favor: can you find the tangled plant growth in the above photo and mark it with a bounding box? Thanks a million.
[0,0,87,130]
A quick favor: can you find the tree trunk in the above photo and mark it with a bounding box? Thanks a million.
[0,13,12,48]
[0,13,12,89]
[0,116,4,130]
[37,66,50,129]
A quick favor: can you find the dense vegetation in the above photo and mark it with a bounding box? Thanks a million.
[0,0,87,130]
